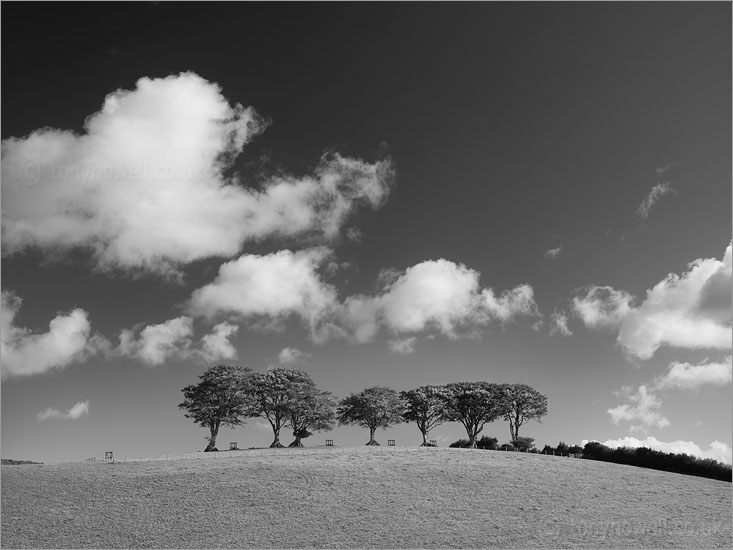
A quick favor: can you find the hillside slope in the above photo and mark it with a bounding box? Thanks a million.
[2,447,730,548]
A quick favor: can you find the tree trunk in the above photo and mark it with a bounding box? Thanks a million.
[366,426,379,445]
[270,427,284,448]
[509,416,519,442]
[205,425,218,452]
[467,426,479,448]
[420,431,429,446]
[289,435,303,447]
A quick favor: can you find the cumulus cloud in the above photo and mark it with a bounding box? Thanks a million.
[1,72,392,275]
[186,254,539,347]
[199,322,239,363]
[549,311,573,337]
[187,248,338,340]
[637,182,677,219]
[118,316,194,366]
[544,246,562,260]
[1,291,103,378]
[278,347,310,365]
[37,400,90,421]
[595,436,732,465]
[570,244,732,360]
[481,284,540,324]
[572,286,635,330]
[607,385,670,431]
[655,356,732,390]
[339,259,540,343]
[388,337,418,354]
[617,243,732,360]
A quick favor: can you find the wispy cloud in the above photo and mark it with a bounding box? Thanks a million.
[278,347,311,366]
[655,356,732,390]
[549,311,573,337]
[637,182,677,219]
[388,337,418,354]
[37,401,89,421]
[607,385,670,432]
[544,246,563,260]
[608,355,731,432]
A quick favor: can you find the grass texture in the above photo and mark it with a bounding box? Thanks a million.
[2,446,730,548]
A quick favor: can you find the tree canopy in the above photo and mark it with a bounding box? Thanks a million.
[245,368,319,448]
[400,385,448,445]
[289,389,337,447]
[498,383,548,442]
[439,382,504,448]
[337,386,404,445]
[178,364,252,452]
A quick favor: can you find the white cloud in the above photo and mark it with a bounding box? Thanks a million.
[278,347,310,365]
[388,337,418,354]
[37,400,89,421]
[339,259,540,343]
[481,284,540,324]
[637,182,677,219]
[549,311,573,337]
[339,295,383,344]
[607,385,670,431]
[118,316,194,366]
[598,436,732,465]
[572,286,635,330]
[617,243,732,360]
[187,248,338,340]
[1,291,101,378]
[1,72,392,275]
[571,244,732,360]
[544,246,562,260]
[379,260,481,336]
[198,322,239,363]
[655,356,732,390]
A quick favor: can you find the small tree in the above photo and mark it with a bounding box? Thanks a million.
[439,382,504,448]
[288,390,337,447]
[498,383,548,442]
[337,386,404,445]
[512,436,535,452]
[179,365,253,452]
[400,385,447,446]
[476,435,499,450]
[245,368,317,448]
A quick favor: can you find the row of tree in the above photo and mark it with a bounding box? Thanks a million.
[179,365,548,451]
[582,442,732,482]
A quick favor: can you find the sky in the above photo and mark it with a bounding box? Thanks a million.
[1,2,731,464]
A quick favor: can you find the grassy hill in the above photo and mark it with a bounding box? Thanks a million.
[2,447,730,548]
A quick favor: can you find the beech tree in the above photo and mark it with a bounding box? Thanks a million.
[179,365,252,452]
[289,390,337,447]
[400,385,447,445]
[439,382,504,448]
[498,383,548,442]
[245,368,318,448]
[337,386,404,445]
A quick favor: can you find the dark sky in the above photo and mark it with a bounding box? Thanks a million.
[2,2,731,463]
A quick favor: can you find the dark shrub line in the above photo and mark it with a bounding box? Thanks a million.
[447,438,732,482]
[582,442,731,482]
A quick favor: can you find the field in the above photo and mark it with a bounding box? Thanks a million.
[2,447,731,548]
